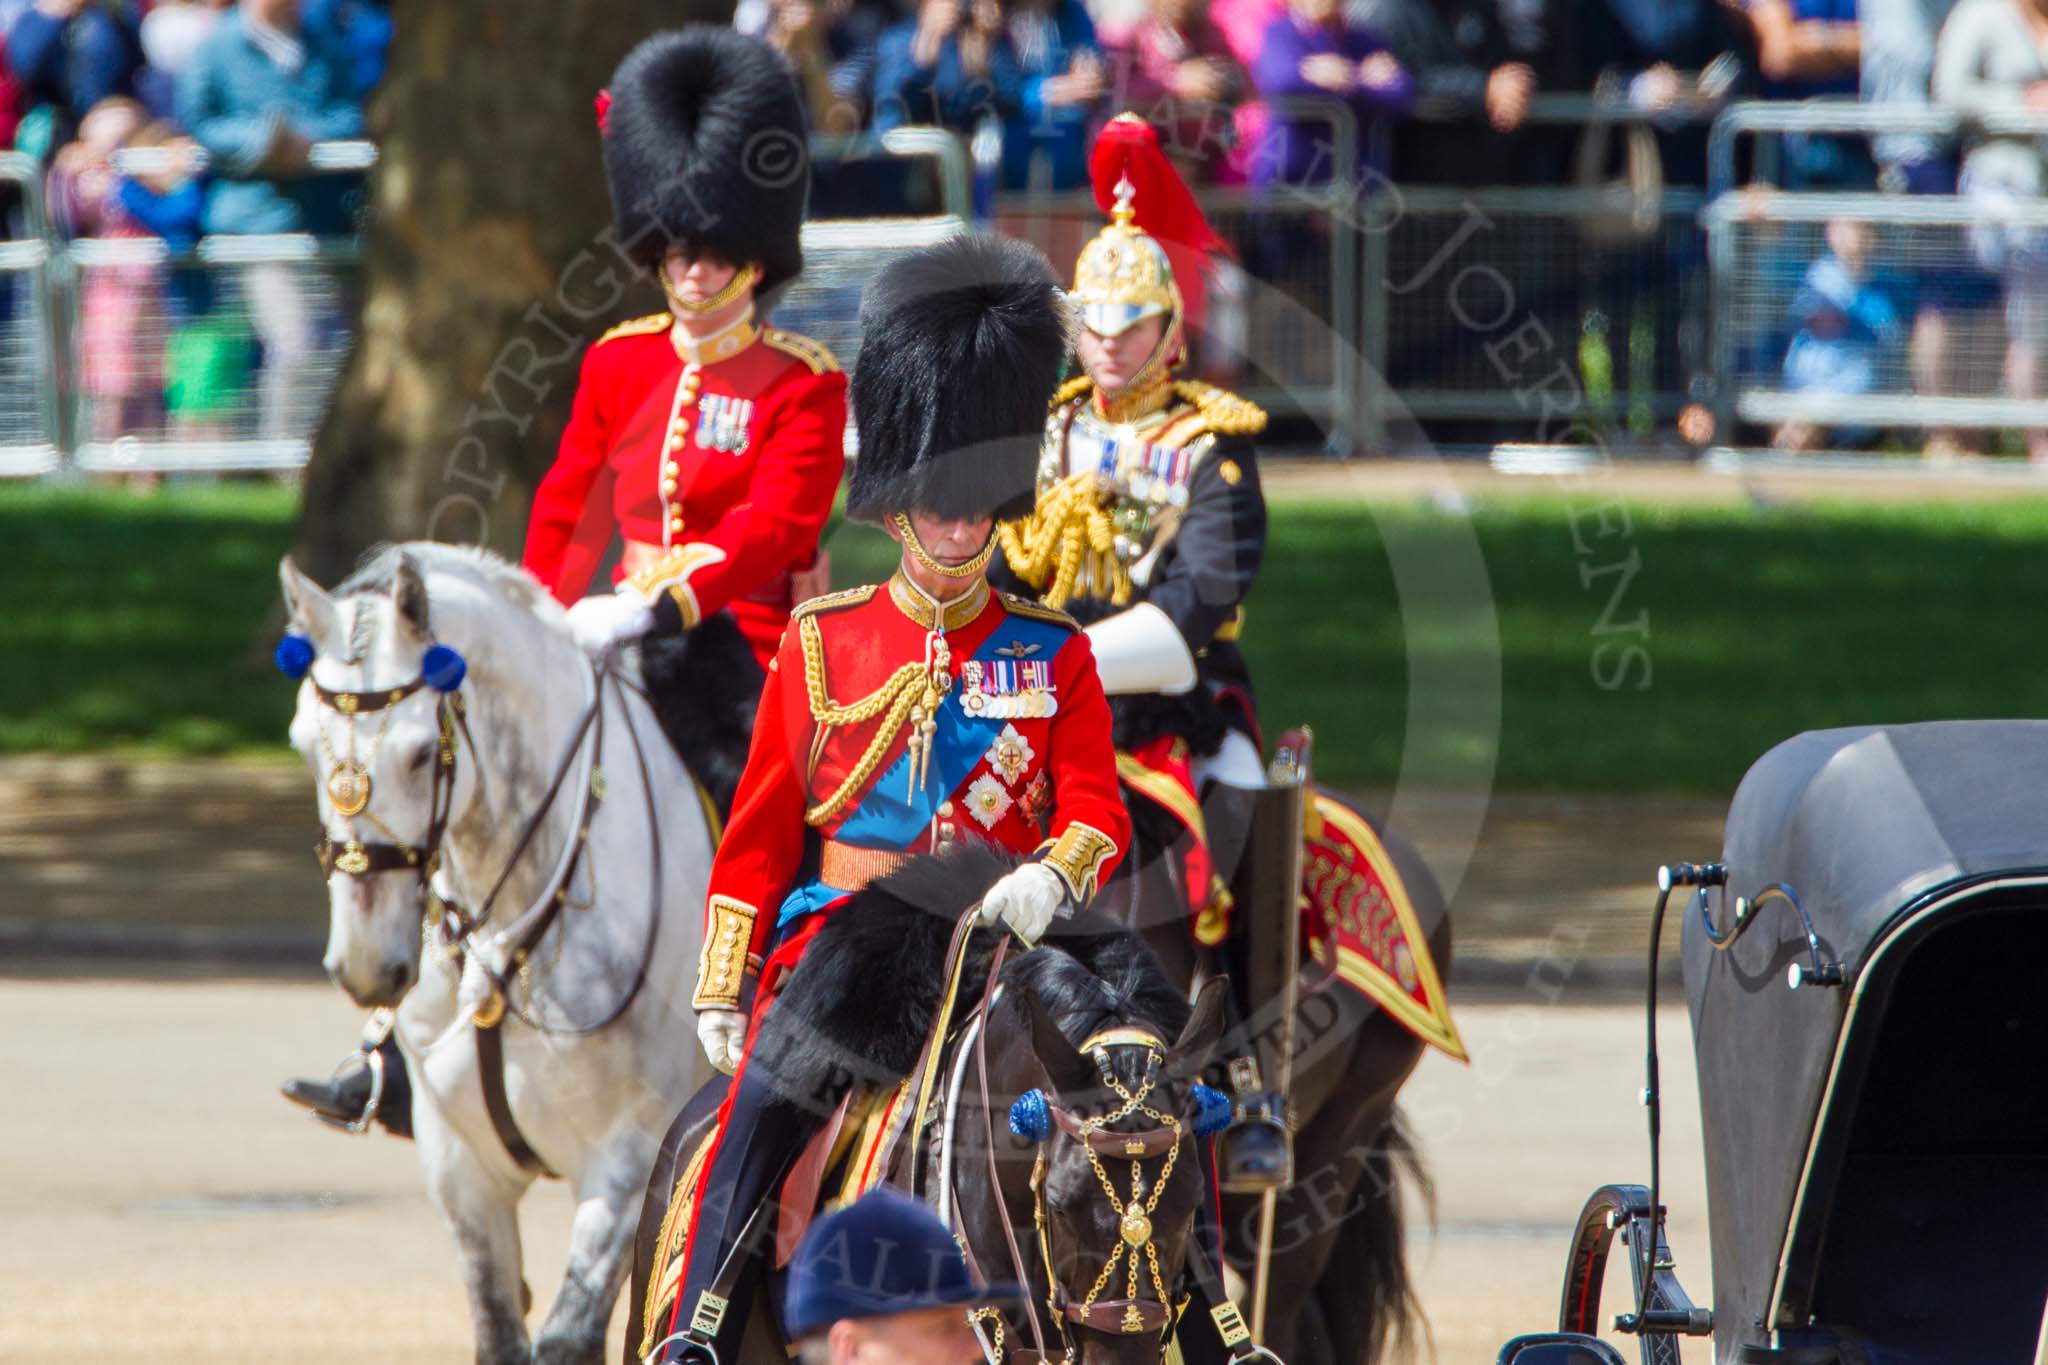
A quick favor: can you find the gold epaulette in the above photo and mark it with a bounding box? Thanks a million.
[791,583,876,620]
[762,328,840,375]
[1051,374,1095,409]
[999,592,1080,631]
[595,312,673,346]
[1172,380,1267,436]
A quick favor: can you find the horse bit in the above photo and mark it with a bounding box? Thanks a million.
[1007,1028,1240,1361]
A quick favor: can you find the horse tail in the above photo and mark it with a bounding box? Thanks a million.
[1323,1108,1434,1365]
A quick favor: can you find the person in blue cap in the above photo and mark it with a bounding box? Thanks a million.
[781,1189,1021,1365]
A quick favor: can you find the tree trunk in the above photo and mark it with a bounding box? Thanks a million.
[293,2,734,582]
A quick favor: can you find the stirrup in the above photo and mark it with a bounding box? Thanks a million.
[1215,1093,1292,1193]
[314,1046,386,1136]
[646,1326,721,1365]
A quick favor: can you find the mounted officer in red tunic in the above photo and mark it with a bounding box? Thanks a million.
[283,26,846,1137]
[526,26,847,685]
[993,115,1290,1186]
[651,233,1130,1365]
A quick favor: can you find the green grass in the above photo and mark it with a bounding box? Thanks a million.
[1233,496,2048,793]
[9,484,2048,792]
[0,481,302,755]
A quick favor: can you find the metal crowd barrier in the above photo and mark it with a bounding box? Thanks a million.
[1704,191,2048,434]
[14,144,374,477]
[62,232,360,474]
[776,216,966,374]
[1360,185,1707,449]
[774,128,972,370]
[0,151,60,476]
[6,135,973,479]
[1704,104,2048,442]
[1707,101,2048,195]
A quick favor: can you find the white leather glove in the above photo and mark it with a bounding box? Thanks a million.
[696,1009,747,1075]
[1085,603,1198,696]
[564,590,655,657]
[978,862,1067,946]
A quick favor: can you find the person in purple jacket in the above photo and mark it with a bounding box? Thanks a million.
[1247,0,1412,187]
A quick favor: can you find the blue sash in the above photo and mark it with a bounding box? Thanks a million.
[773,613,1068,930]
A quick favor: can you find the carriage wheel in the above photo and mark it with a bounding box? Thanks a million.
[1558,1183,1706,1365]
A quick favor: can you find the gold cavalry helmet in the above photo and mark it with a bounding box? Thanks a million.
[1067,114,1224,361]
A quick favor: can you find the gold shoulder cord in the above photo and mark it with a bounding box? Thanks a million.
[798,614,929,826]
[596,312,672,346]
[762,328,842,375]
[997,469,1131,610]
[1172,380,1268,436]
[998,593,1080,630]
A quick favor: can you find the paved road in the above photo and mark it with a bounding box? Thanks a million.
[0,974,1709,1363]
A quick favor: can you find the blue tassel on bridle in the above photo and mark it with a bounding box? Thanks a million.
[1010,1083,1233,1141]
[422,643,467,692]
[1190,1083,1233,1137]
[1009,1089,1052,1142]
[274,635,468,693]
[274,634,314,679]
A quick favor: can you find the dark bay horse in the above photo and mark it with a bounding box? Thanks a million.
[1101,787,1451,1365]
[623,847,1231,1365]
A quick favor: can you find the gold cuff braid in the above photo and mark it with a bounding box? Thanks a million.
[1037,821,1119,903]
[693,896,760,1010]
[626,541,728,629]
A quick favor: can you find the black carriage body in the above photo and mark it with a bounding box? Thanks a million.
[1684,721,2048,1363]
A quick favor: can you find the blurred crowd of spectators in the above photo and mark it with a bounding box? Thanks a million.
[733,0,1862,193]
[2,0,384,442]
[16,0,2048,459]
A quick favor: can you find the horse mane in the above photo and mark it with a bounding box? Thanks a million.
[337,542,566,625]
[999,929,1191,1046]
[331,543,569,668]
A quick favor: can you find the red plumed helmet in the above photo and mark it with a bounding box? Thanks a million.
[1075,114,1226,336]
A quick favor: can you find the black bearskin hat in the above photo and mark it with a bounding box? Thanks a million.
[847,234,1068,524]
[601,27,809,293]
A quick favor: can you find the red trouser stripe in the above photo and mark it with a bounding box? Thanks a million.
[663,904,833,1342]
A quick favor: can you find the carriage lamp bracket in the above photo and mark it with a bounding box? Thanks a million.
[1693,873,1844,990]
[1632,863,1733,1347]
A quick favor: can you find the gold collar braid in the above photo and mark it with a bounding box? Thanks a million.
[893,513,997,579]
[888,572,990,632]
[997,470,1132,611]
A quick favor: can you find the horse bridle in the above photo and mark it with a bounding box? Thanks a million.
[1010,1029,1197,1355]
[309,672,471,888]
[294,633,656,1030]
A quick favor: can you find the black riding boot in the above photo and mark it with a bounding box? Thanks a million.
[281,1013,413,1139]
[653,1059,819,1364]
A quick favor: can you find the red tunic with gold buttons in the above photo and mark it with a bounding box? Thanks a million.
[520,311,848,669]
[689,572,1131,1014]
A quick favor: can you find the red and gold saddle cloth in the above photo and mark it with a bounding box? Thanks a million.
[1115,740,1465,1064]
[1301,794,1465,1061]
[639,1081,913,1361]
